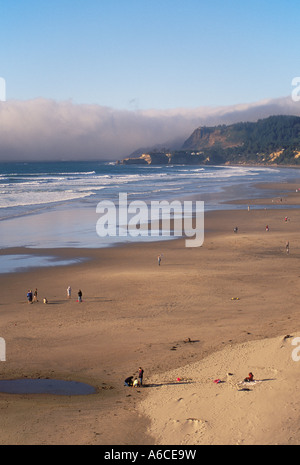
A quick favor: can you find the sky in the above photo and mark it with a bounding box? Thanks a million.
[0,0,300,161]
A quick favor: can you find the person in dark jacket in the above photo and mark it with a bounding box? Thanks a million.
[124,376,133,387]
[138,367,144,386]
[27,290,33,304]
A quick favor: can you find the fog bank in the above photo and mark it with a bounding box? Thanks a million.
[0,96,299,162]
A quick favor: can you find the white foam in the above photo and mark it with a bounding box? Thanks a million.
[0,190,93,209]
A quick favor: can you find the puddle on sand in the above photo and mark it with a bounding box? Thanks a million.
[0,254,86,274]
[0,379,96,395]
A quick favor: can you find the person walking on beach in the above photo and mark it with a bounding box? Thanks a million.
[27,289,33,304]
[78,289,82,302]
[138,367,144,386]
[33,288,38,302]
[286,241,290,254]
[157,255,162,266]
[67,286,71,299]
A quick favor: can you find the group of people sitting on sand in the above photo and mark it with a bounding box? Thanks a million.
[124,367,144,387]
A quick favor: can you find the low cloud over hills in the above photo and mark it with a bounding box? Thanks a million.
[0,96,300,162]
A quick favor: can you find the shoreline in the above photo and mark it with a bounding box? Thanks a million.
[1,164,300,251]
[1,179,300,259]
[1,180,300,444]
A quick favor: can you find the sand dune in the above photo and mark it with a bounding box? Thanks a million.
[139,334,300,445]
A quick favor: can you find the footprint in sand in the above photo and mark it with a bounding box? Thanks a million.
[180,418,208,437]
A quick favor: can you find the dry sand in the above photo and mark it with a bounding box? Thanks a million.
[138,334,300,445]
[1,181,300,445]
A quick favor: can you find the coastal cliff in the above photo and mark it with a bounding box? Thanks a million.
[117,115,300,166]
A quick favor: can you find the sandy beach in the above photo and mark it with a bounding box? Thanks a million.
[1,181,300,445]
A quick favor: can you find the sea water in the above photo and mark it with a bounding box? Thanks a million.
[0,160,299,250]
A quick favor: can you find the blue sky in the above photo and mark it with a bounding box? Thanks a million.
[1,0,299,110]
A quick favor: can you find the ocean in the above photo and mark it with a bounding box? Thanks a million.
[0,160,299,252]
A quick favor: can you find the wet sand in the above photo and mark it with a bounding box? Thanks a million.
[1,181,300,444]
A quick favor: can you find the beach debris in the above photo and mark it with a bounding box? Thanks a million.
[231,297,240,300]
[213,379,222,384]
[186,418,205,423]
[101,385,114,390]
[183,338,199,344]
[175,377,192,383]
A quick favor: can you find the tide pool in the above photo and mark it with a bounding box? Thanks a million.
[0,253,85,274]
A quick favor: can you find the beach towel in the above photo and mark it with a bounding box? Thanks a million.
[237,380,261,387]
